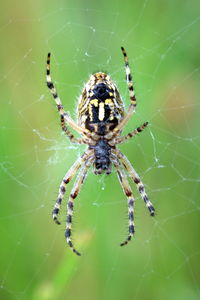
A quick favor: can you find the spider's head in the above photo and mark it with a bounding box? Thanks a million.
[93,139,112,175]
[94,157,112,175]
[94,161,112,175]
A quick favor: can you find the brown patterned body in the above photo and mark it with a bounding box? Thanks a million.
[78,72,124,135]
[46,47,155,256]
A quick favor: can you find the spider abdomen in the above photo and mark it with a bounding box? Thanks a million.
[91,139,112,174]
[78,73,124,134]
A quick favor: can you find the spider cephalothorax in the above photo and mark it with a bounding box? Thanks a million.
[90,139,112,174]
[46,47,155,256]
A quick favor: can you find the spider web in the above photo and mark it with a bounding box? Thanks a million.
[0,1,200,299]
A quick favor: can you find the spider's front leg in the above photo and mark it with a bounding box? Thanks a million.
[65,157,94,256]
[52,150,93,224]
[115,149,155,216]
[112,157,135,246]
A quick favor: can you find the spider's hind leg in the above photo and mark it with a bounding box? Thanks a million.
[106,47,136,140]
[46,53,92,143]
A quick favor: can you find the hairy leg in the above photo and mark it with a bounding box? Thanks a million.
[111,156,135,246]
[106,47,137,140]
[115,122,148,144]
[46,53,92,142]
[65,157,94,256]
[114,149,155,216]
[52,150,93,224]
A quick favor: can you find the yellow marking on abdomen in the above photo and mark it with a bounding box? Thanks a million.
[99,102,105,121]
[89,99,99,121]
[105,99,114,120]
[105,99,113,105]
[90,99,98,106]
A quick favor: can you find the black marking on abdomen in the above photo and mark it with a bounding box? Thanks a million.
[92,83,112,101]
[97,124,106,135]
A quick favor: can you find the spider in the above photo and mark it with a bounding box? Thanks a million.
[46,47,155,256]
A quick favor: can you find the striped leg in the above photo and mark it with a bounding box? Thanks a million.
[107,47,136,140]
[52,151,93,224]
[65,158,93,256]
[121,46,136,108]
[116,150,155,216]
[46,53,91,142]
[115,122,149,144]
[113,160,135,246]
[60,115,81,143]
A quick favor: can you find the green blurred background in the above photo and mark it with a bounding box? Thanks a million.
[1,0,200,299]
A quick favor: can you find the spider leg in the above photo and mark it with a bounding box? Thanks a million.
[115,149,155,216]
[106,47,136,140]
[111,156,135,246]
[115,122,148,144]
[59,115,86,144]
[121,46,136,109]
[65,157,94,256]
[46,53,93,142]
[52,150,93,224]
